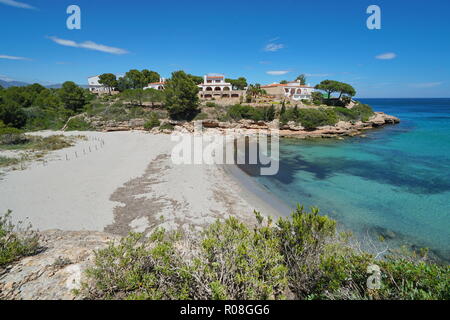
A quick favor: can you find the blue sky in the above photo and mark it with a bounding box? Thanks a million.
[0,0,449,97]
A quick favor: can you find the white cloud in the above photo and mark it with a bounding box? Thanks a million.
[48,36,129,55]
[266,70,290,76]
[264,43,284,52]
[0,0,36,10]
[375,52,397,60]
[409,82,442,88]
[0,54,30,60]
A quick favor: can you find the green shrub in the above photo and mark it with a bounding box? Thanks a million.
[296,108,338,130]
[226,104,274,122]
[194,112,209,121]
[334,103,374,122]
[199,216,287,299]
[83,231,193,300]
[81,206,450,300]
[0,127,28,145]
[0,156,20,167]
[0,210,39,267]
[144,113,160,130]
[159,123,174,131]
[205,102,218,108]
[31,135,74,151]
[65,118,92,131]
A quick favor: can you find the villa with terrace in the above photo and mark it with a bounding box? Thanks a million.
[261,81,315,101]
[198,73,244,100]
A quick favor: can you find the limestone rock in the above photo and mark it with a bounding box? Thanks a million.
[0,230,119,300]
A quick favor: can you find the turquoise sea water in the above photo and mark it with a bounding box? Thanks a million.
[246,99,450,261]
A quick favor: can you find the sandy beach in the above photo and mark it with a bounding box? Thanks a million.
[0,131,282,235]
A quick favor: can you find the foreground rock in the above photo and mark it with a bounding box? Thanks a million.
[0,230,119,300]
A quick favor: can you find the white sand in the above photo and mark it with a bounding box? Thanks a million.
[0,131,280,233]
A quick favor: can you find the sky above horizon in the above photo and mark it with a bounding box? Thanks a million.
[1,0,449,98]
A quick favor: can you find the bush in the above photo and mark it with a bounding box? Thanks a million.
[81,206,450,300]
[198,216,287,299]
[205,102,218,108]
[31,135,74,151]
[0,156,20,167]
[334,103,374,122]
[0,126,28,145]
[0,210,39,267]
[65,118,92,131]
[226,104,274,122]
[159,123,174,131]
[144,113,160,130]
[194,112,209,121]
[281,108,338,130]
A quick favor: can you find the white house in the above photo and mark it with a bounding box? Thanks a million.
[87,75,111,93]
[144,78,166,90]
[198,74,232,92]
[261,81,315,101]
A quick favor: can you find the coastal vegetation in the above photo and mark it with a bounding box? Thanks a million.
[164,71,200,120]
[79,206,449,300]
[0,211,39,268]
[0,70,379,136]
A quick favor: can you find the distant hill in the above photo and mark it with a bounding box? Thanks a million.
[0,79,30,88]
[0,79,88,89]
[45,83,89,89]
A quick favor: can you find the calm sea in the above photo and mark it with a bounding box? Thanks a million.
[245,98,450,261]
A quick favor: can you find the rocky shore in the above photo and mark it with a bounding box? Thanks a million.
[86,112,400,138]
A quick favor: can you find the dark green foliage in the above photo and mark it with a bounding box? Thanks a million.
[315,80,356,100]
[334,103,374,122]
[58,81,87,113]
[164,71,200,120]
[83,232,193,300]
[0,210,39,267]
[226,104,265,121]
[194,112,209,120]
[199,216,287,299]
[144,113,160,130]
[279,104,374,130]
[98,74,118,94]
[82,205,449,300]
[187,74,204,85]
[0,124,27,145]
[311,91,323,105]
[121,89,146,106]
[0,100,27,128]
[159,123,175,131]
[296,74,307,85]
[65,118,92,131]
[298,108,338,130]
[225,77,248,90]
[142,69,160,84]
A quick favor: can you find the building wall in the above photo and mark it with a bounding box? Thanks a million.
[262,83,315,101]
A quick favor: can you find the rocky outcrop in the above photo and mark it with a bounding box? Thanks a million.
[85,112,399,138]
[0,230,119,300]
